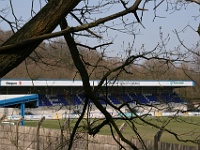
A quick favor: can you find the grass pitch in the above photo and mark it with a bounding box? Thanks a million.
[24,116,200,147]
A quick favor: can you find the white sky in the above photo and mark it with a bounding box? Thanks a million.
[0,0,199,58]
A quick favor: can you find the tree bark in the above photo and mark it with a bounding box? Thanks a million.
[0,0,80,77]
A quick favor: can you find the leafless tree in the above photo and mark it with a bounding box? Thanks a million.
[0,0,200,149]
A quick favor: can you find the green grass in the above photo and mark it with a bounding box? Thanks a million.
[23,116,200,147]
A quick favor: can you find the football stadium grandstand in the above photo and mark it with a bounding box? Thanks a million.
[0,79,196,122]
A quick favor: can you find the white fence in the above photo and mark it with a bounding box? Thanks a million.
[6,110,200,121]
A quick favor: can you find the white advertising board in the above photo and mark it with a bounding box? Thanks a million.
[0,79,194,87]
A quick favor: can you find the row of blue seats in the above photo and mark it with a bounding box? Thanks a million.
[39,95,69,106]
[157,93,185,103]
[38,93,186,106]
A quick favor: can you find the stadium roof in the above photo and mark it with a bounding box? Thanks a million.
[0,94,38,107]
[0,79,194,87]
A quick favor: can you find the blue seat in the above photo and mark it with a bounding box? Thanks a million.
[71,94,83,105]
[38,95,52,106]
[146,95,158,102]
[108,94,121,104]
[121,94,133,103]
[57,95,69,105]
[137,94,150,104]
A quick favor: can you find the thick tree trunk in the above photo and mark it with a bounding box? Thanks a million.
[0,0,80,77]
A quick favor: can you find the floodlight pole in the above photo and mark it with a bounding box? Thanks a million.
[20,103,25,126]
